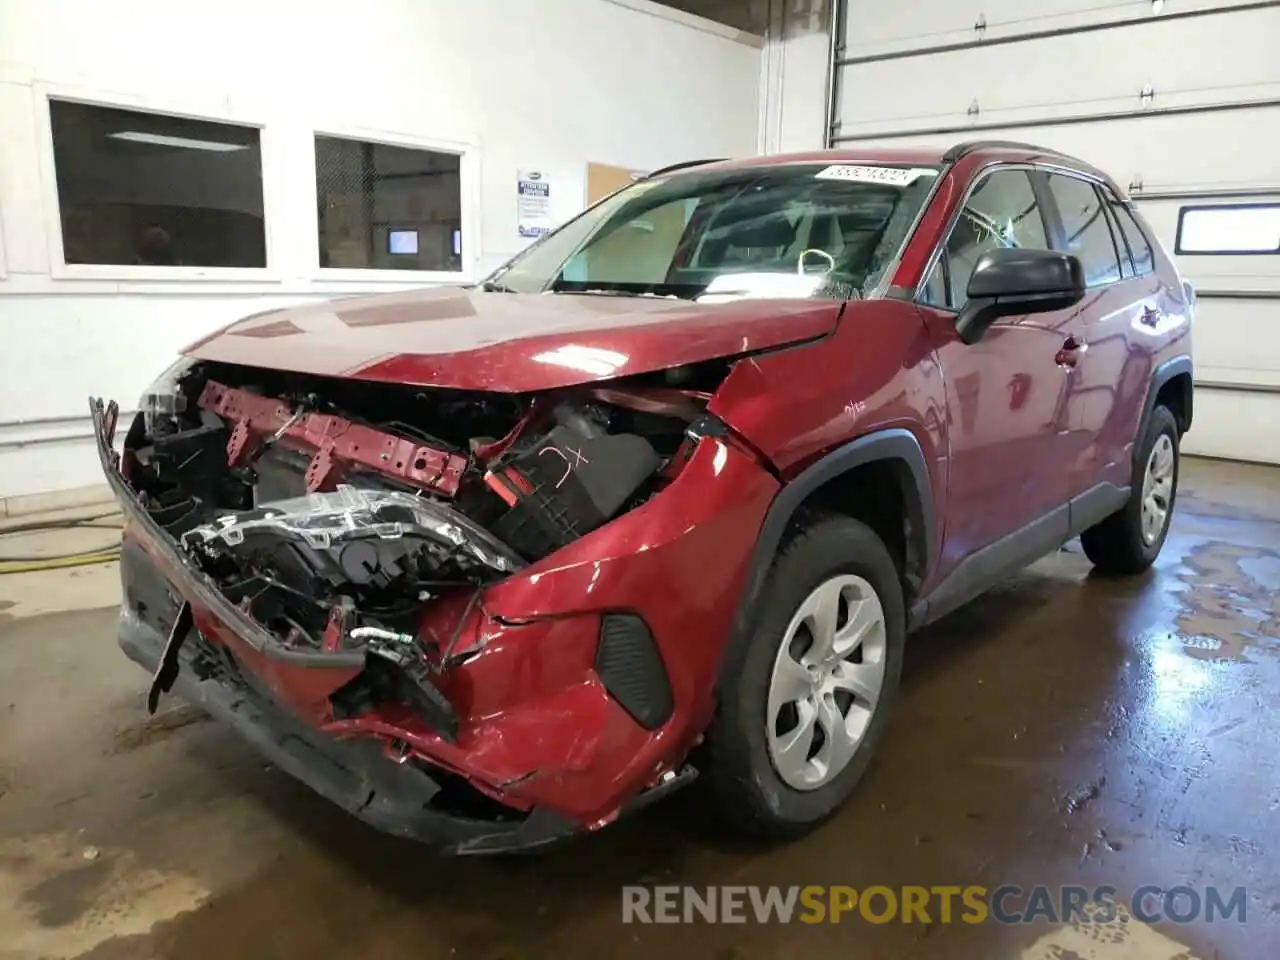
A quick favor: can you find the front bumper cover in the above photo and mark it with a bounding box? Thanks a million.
[93,395,770,846]
[96,398,577,852]
[117,607,580,855]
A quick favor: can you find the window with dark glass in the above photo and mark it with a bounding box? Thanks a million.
[49,99,265,268]
[1108,201,1156,276]
[921,169,1050,309]
[315,136,462,272]
[1046,174,1123,287]
[1100,203,1135,279]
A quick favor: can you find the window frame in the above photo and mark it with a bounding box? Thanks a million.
[1174,202,1280,256]
[1104,200,1136,280]
[1105,194,1157,278]
[1041,171,1126,289]
[912,162,1058,313]
[915,161,1146,312]
[35,84,279,282]
[1097,186,1135,280]
[310,125,479,283]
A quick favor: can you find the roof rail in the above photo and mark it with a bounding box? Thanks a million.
[942,139,1085,165]
[645,158,728,178]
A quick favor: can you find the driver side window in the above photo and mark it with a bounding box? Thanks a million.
[920,169,1050,309]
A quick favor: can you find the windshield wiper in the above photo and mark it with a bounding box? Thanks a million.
[549,279,695,299]
[480,280,516,293]
[562,287,657,297]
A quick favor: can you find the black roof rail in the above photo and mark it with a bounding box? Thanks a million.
[645,158,728,178]
[942,139,1086,165]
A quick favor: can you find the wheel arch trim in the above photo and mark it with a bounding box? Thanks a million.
[724,427,935,668]
[1141,355,1194,445]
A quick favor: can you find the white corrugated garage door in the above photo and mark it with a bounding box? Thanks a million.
[826,0,1280,463]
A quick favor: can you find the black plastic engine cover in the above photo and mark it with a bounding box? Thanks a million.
[490,428,660,560]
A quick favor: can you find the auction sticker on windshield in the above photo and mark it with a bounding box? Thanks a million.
[814,165,936,186]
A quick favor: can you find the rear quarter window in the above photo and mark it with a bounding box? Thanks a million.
[1111,203,1156,275]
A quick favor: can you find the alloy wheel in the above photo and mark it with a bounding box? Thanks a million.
[766,574,887,791]
[1141,433,1176,545]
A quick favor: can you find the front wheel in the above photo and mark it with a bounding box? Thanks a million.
[705,514,905,840]
[1081,404,1180,575]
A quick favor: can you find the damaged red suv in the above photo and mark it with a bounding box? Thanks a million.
[93,140,1193,854]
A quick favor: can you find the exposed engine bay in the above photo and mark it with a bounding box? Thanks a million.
[119,358,724,665]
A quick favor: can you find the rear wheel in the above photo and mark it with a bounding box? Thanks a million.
[705,514,905,839]
[1081,404,1180,574]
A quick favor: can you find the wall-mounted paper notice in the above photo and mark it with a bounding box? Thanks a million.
[517,169,553,242]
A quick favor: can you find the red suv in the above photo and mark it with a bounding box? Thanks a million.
[92,139,1193,853]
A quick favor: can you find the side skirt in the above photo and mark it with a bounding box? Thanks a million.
[908,482,1130,630]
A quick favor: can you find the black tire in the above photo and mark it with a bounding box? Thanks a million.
[704,513,905,840]
[1081,404,1180,575]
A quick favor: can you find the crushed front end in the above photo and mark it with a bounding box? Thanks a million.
[93,358,778,853]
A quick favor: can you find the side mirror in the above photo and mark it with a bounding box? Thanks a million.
[955,248,1085,345]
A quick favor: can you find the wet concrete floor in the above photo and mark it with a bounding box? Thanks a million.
[1,456,1277,959]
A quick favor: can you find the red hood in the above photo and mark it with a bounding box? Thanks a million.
[184,286,840,392]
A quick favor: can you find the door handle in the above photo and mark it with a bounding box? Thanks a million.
[1055,337,1086,367]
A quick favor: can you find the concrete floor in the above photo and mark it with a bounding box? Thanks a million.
[1,457,1277,960]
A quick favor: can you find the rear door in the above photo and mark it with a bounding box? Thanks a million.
[1041,171,1155,498]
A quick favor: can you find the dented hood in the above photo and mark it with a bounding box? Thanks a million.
[184,286,840,392]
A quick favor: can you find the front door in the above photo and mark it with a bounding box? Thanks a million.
[916,167,1079,576]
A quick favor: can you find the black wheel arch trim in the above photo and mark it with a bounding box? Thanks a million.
[725,427,935,666]
[1140,355,1194,448]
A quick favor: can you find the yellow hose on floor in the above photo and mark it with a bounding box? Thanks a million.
[0,511,123,574]
[0,549,121,575]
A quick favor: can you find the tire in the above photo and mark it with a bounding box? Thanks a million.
[705,513,905,840]
[1081,404,1180,575]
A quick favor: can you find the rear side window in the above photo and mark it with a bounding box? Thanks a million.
[921,169,1050,309]
[1046,174,1123,287]
[1111,202,1156,275]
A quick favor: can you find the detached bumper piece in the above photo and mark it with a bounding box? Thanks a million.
[118,610,580,855]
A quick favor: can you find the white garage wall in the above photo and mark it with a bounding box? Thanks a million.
[757,9,832,154]
[827,0,1280,465]
[0,0,762,506]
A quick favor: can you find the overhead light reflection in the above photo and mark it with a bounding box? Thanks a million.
[531,345,628,376]
[109,131,249,152]
[712,441,728,475]
[1147,644,1212,727]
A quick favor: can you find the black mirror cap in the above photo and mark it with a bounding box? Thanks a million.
[966,248,1085,301]
[955,249,1086,345]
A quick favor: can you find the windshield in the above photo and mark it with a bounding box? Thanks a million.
[485,163,940,302]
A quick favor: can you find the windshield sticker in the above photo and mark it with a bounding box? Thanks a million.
[814,165,936,186]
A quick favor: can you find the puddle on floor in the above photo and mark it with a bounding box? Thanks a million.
[1172,540,1280,661]
[0,832,207,959]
